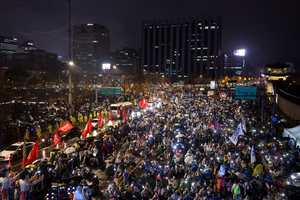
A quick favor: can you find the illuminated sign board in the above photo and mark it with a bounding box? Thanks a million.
[233,49,246,56]
[210,81,216,89]
[235,86,257,100]
[102,63,111,70]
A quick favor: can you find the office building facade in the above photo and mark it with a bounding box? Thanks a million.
[73,23,110,74]
[141,16,222,78]
[110,47,140,75]
[223,49,246,77]
[0,35,18,54]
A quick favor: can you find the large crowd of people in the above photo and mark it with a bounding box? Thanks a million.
[1,85,299,200]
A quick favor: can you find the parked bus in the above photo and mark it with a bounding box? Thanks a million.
[110,102,132,118]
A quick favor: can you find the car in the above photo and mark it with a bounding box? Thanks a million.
[0,142,35,161]
[91,118,99,128]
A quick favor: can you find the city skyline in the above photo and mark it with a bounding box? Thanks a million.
[1,0,300,68]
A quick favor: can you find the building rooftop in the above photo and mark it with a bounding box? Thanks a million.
[266,62,289,69]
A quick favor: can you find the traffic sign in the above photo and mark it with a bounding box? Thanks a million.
[272,117,277,122]
[100,87,122,95]
[235,86,257,100]
[220,92,227,99]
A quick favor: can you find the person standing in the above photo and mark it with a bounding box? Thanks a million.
[0,172,20,200]
[123,169,129,186]
[19,171,44,200]
[232,180,240,200]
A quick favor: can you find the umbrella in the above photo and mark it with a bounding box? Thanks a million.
[184,156,194,164]
[92,140,102,144]
[41,157,49,162]
[70,175,83,182]
[84,150,92,154]
[250,179,262,187]
[175,134,185,138]
[235,172,247,179]
[290,173,300,179]
[51,148,60,152]
[281,119,287,123]
[25,164,36,169]
[78,147,88,151]
[65,147,76,154]
[32,159,41,165]
[0,172,6,178]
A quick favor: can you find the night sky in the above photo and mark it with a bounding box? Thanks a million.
[1,0,300,67]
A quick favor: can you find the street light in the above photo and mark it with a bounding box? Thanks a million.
[113,65,116,69]
[68,61,73,111]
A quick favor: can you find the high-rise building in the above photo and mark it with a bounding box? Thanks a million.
[223,49,246,77]
[141,16,222,78]
[110,47,140,75]
[73,23,110,74]
[0,35,18,54]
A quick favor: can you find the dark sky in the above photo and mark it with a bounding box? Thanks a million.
[1,0,300,66]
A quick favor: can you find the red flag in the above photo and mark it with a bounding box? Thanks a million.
[113,120,115,126]
[100,119,103,128]
[52,131,61,147]
[9,160,12,167]
[108,110,113,121]
[208,124,214,127]
[82,118,92,137]
[139,97,148,108]
[59,121,73,133]
[117,105,119,116]
[26,140,39,164]
[62,140,65,149]
[98,109,102,124]
[132,101,134,110]
[122,106,127,119]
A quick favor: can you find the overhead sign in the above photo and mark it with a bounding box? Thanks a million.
[100,87,122,95]
[220,92,227,99]
[210,81,216,89]
[233,49,246,56]
[235,86,257,100]
[272,117,277,122]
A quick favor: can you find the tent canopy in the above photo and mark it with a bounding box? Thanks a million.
[283,125,300,146]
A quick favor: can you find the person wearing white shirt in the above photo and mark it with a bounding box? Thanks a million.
[0,171,20,200]
[19,171,44,200]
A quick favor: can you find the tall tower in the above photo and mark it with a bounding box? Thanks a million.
[73,23,110,74]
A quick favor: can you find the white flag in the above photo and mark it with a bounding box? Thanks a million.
[175,97,179,105]
[219,165,226,176]
[251,145,256,164]
[229,123,244,145]
[241,108,246,132]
